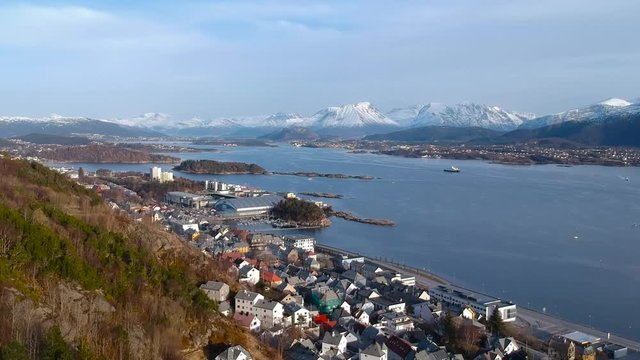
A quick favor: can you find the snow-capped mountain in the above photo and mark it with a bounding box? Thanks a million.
[520,97,640,129]
[307,102,398,128]
[410,102,535,131]
[0,114,162,137]
[111,112,173,128]
[386,105,424,127]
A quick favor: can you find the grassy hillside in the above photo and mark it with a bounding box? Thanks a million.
[0,157,276,359]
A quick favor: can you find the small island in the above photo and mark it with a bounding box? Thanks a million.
[272,171,375,180]
[299,192,343,199]
[173,159,266,174]
[271,198,331,228]
[326,209,396,227]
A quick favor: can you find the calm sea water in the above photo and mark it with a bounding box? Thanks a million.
[51,144,640,340]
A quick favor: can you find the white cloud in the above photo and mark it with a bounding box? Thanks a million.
[0,4,210,53]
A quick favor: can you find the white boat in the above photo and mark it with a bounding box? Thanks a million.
[444,166,461,173]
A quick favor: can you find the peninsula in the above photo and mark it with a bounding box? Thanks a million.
[36,144,180,164]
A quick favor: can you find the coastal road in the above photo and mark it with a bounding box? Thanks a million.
[315,243,640,352]
[517,308,640,352]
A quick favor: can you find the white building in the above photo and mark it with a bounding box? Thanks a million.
[321,332,347,355]
[234,290,264,314]
[253,299,284,329]
[239,266,260,286]
[160,171,174,182]
[284,235,315,252]
[428,285,517,322]
[199,281,230,302]
[151,166,162,181]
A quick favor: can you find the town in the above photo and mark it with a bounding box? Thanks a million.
[45,162,638,360]
[297,141,640,167]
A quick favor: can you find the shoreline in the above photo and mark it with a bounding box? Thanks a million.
[313,242,640,350]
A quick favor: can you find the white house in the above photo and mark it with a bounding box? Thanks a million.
[253,299,284,329]
[380,312,414,335]
[200,281,230,302]
[321,332,347,355]
[361,342,388,360]
[233,312,261,332]
[412,302,436,324]
[239,266,260,285]
[215,345,253,360]
[235,290,264,314]
[284,303,311,328]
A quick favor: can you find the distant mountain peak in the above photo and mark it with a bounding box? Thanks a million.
[599,98,632,107]
[520,97,640,129]
[309,102,399,128]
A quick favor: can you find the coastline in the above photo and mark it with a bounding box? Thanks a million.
[314,243,640,350]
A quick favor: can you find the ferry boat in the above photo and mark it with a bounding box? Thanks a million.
[444,166,461,173]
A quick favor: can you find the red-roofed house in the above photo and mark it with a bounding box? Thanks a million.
[261,271,283,287]
[386,335,415,360]
[233,312,261,332]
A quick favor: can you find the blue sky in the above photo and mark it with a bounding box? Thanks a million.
[0,0,638,119]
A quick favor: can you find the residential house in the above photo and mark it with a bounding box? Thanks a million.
[321,331,347,356]
[200,281,230,302]
[386,335,416,360]
[284,303,311,328]
[493,337,519,355]
[239,266,260,285]
[380,312,415,335]
[235,290,264,314]
[311,288,342,314]
[234,312,261,332]
[261,271,283,288]
[361,343,388,360]
[253,299,284,329]
[215,345,253,360]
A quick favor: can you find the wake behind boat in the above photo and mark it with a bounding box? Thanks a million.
[444,166,461,173]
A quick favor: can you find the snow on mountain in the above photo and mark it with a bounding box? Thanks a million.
[0,114,90,124]
[412,102,534,131]
[386,105,425,127]
[520,97,640,129]
[307,102,399,128]
[599,98,632,107]
[111,113,173,128]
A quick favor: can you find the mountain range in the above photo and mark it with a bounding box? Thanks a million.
[0,97,637,140]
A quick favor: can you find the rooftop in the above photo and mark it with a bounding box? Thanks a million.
[562,331,600,345]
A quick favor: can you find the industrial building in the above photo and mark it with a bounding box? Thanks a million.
[428,285,517,322]
[165,191,210,208]
[214,195,283,216]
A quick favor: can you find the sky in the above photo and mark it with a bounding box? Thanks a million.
[0,0,638,120]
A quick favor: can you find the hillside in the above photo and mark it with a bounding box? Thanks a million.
[0,157,277,359]
[15,133,92,145]
[258,127,319,141]
[0,117,164,138]
[499,113,640,147]
[364,126,502,143]
[174,159,266,174]
[36,144,180,163]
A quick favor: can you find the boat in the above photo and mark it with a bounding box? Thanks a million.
[444,166,461,173]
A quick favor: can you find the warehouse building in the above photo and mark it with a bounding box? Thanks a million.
[214,195,283,216]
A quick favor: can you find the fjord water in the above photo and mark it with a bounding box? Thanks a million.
[63,144,640,340]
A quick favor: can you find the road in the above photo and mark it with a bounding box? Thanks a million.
[315,243,640,352]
